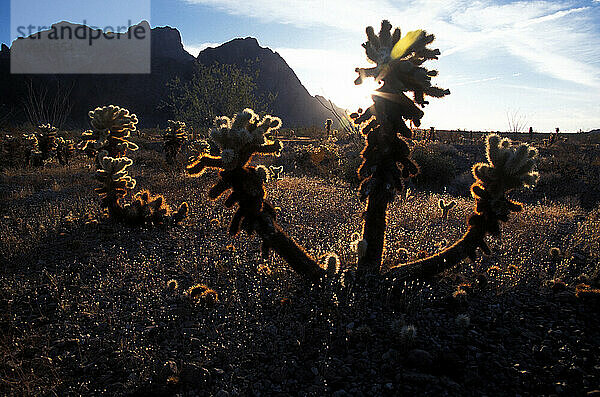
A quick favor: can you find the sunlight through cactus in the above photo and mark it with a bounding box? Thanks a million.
[350,20,450,275]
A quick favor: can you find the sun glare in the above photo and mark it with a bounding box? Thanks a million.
[331,78,382,112]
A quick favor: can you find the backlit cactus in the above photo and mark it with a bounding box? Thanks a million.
[89,106,187,226]
[94,150,136,209]
[56,137,75,165]
[22,124,60,166]
[439,199,456,219]
[188,108,282,174]
[187,109,324,281]
[81,105,139,157]
[164,120,188,165]
[325,118,333,139]
[349,20,449,275]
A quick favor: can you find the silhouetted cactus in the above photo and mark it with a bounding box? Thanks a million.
[269,165,284,180]
[439,199,456,219]
[164,120,188,164]
[325,118,333,139]
[350,20,449,275]
[187,108,324,280]
[186,284,219,306]
[56,137,75,165]
[23,124,60,166]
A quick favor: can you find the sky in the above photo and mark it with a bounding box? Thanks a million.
[2,0,600,132]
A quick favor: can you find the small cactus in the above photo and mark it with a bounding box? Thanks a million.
[325,118,333,139]
[439,199,456,219]
[323,252,340,276]
[269,165,284,180]
[186,284,219,306]
[89,106,187,226]
[166,279,179,290]
[164,120,188,164]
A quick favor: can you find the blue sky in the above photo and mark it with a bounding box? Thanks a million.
[2,0,600,131]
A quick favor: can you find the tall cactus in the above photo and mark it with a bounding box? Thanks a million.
[164,120,188,165]
[350,20,449,275]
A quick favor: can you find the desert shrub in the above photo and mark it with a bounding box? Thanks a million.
[164,62,276,130]
[411,143,457,189]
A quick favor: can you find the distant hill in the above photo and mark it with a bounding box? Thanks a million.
[0,22,344,129]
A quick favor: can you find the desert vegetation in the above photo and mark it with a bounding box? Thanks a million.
[1,19,600,397]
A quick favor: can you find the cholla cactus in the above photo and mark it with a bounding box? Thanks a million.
[164,120,188,164]
[439,199,456,219]
[469,134,539,237]
[22,124,60,166]
[121,190,189,226]
[349,20,449,275]
[23,133,42,166]
[89,106,187,226]
[81,105,139,157]
[187,109,324,281]
[186,284,219,306]
[325,118,333,139]
[269,165,284,180]
[37,124,59,160]
[473,134,538,198]
[94,150,136,209]
[56,137,75,165]
[94,151,188,225]
[322,252,340,276]
[188,108,282,174]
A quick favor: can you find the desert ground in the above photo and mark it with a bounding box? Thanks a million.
[1,130,600,396]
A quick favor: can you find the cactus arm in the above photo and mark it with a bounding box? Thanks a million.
[385,220,486,283]
[256,214,325,282]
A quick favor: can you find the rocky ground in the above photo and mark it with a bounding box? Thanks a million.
[1,144,600,396]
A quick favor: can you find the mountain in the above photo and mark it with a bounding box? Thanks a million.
[197,38,345,127]
[0,23,344,129]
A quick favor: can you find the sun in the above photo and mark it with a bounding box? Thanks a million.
[329,78,382,113]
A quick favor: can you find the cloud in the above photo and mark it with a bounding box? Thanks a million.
[183,41,222,57]
[183,0,600,89]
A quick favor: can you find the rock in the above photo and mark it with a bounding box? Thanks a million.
[405,349,433,370]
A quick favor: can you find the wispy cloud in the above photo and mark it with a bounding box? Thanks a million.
[184,0,600,89]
